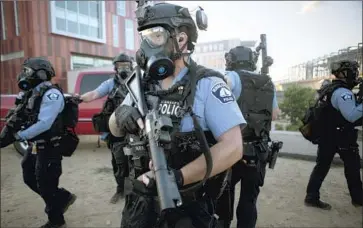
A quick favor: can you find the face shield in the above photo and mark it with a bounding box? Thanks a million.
[139,26,170,49]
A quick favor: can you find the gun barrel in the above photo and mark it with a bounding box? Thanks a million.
[146,113,182,211]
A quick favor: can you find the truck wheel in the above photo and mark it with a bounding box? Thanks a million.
[13,141,30,156]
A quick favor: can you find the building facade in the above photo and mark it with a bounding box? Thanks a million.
[0,1,161,94]
[192,39,256,72]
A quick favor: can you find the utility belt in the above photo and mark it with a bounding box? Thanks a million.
[242,139,270,166]
[30,128,79,157]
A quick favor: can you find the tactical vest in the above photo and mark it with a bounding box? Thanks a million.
[237,70,274,140]
[23,84,64,141]
[319,80,357,143]
[130,62,230,200]
[101,79,128,115]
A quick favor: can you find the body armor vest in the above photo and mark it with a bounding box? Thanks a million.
[102,79,128,115]
[129,63,229,200]
[237,70,274,141]
[23,84,64,141]
[319,80,357,144]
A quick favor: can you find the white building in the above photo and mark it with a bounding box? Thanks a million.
[192,39,256,72]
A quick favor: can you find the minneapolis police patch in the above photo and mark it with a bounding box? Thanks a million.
[47,93,60,101]
[341,92,353,101]
[211,82,234,104]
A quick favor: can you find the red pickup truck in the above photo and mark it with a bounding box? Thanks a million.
[1,66,115,155]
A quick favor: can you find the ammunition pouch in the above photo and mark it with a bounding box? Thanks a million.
[59,129,79,157]
[123,140,150,179]
[242,141,269,165]
[92,112,111,133]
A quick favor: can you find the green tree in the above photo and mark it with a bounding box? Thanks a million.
[280,84,316,125]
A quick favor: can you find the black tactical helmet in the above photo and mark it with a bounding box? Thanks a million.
[136,3,198,50]
[225,46,257,71]
[23,57,56,79]
[330,60,359,76]
[113,53,133,65]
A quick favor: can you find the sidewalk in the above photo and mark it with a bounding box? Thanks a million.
[78,131,363,166]
[271,130,363,166]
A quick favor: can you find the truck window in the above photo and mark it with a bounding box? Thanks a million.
[79,73,113,94]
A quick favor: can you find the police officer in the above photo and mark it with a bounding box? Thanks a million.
[108,2,245,227]
[215,46,280,228]
[14,57,76,228]
[77,53,132,203]
[305,60,363,209]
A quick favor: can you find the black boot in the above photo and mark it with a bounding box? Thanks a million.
[304,198,332,210]
[39,221,66,228]
[62,193,77,213]
[352,200,363,207]
[109,185,124,204]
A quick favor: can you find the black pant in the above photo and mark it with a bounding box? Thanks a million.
[120,185,217,228]
[306,143,363,202]
[109,140,128,193]
[21,143,71,224]
[215,143,267,228]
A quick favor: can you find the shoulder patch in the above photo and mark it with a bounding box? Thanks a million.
[47,93,60,101]
[211,82,235,104]
[340,92,353,101]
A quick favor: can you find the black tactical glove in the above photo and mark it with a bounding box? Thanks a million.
[115,105,142,136]
[133,168,184,196]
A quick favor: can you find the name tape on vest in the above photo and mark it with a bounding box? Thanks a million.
[159,100,181,117]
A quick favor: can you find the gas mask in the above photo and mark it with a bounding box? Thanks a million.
[115,64,132,81]
[17,67,48,91]
[345,68,359,89]
[136,26,180,81]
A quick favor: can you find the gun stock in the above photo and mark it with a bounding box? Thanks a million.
[125,66,183,212]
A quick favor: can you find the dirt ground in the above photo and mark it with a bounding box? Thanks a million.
[1,142,362,228]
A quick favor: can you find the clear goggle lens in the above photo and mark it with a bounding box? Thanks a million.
[140,26,169,48]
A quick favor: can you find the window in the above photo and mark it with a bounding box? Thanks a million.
[50,1,106,43]
[71,55,112,70]
[1,2,6,40]
[209,44,213,51]
[195,47,200,53]
[125,19,135,50]
[117,1,126,16]
[112,15,119,47]
[14,1,19,36]
[219,43,224,51]
[213,44,218,51]
[203,45,208,52]
[80,73,113,95]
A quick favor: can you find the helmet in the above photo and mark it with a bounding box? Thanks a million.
[225,46,256,71]
[113,53,134,82]
[330,60,359,75]
[17,57,56,90]
[136,3,198,50]
[330,60,360,88]
[113,53,133,65]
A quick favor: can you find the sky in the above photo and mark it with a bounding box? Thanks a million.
[166,1,362,81]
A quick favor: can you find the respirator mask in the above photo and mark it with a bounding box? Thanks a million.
[115,63,132,82]
[17,66,48,91]
[136,26,178,81]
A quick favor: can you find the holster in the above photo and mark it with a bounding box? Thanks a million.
[92,112,110,133]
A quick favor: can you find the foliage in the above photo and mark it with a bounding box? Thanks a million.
[279,84,316,125]
[275,123,284,131]
[285,123,301,131]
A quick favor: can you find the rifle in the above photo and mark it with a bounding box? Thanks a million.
[268,141,283,169]
[255,34,273,75]
[0,93,30,148]
[124,66,183,212]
